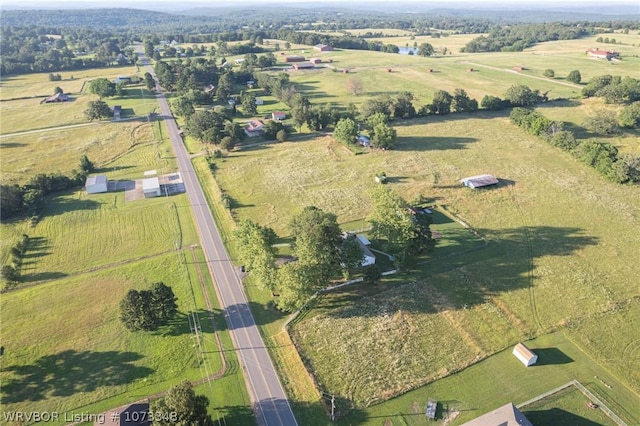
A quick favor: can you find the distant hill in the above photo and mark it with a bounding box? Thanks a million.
[0,5,638,29]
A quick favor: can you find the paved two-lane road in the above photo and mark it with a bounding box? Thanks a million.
[141,55,298,426]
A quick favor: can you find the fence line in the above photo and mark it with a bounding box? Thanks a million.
[517,380,628,426]
[573,380,628,426]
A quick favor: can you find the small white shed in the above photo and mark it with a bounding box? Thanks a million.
[513,343,538,367]
[142,177,161,198]
[85,175,108,194]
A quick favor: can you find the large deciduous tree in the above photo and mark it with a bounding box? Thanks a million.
[119,282,177,332]
[234,219,278,291]
[504,84,542,106]
[88,78,115,98]
[333,118,358,145]
[150,381,213,426]
[452,88,478,113]
[417,43,435,56]
[84,100,113,121]
[275,206,343,310]
[368,186,434,265]
[428,90,453,115]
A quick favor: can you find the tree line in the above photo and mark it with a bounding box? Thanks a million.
[510,108,640,183]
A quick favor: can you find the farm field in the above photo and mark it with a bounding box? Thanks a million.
[345,332,637,425]
[212,112,640,421]
[0,65,157,135]
[0,251,224,421]
[0,66,139,101]
[359,32,482,54]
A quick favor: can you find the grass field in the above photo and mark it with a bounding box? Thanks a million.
[0,252,223,420]
[521,386,617,426]
[0,66,140,101]
[212,111,640,421]
[345,332,638,425]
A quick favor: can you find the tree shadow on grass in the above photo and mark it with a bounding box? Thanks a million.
[154,309,216,337]
[394,136,478,151]
[322,226,598,319]
[1,350,153,404]
[44,196,101,218]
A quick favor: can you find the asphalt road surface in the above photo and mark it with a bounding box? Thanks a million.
[140,55,298,426]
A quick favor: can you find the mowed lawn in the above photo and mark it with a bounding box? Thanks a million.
[0,190,191,283]
[213,113,640,415]
[347,332,639,425]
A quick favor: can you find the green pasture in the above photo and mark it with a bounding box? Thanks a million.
[0,95,95,134]
[282,52,586,108]
[0,252,223,421]
[0,119,166,185]
[1,83,158,135]
[345,332,639,425]
[0,66,140,101]
[212,113,640,419]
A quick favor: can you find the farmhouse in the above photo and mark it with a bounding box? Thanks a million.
[461,403,533,426]
[285,55,306,62]
[356,235,376,267]
[314,44,333,52]
[587,48,620,60]
[113,105,122,120]
[142,177,161,198]
[272,111,286,120]
[513,342,538,367]
[114,76,131,84]
[40,92,68,104]
[309,57,322,64]
[244,120,265,137]
[85,175,108,194]
[460,174,499,189]
[292,62,314,70]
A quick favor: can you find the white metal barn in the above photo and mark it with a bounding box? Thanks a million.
[513,342,538,367]
[142,177,161,198]
[85,175,108,194]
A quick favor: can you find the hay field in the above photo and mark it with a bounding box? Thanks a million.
[0,121,157,184]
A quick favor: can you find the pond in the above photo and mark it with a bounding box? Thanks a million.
[398,47,418,55]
